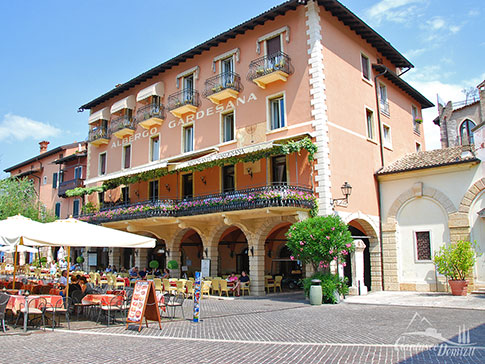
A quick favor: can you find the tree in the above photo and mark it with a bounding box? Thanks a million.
[285,215,354,271]
[0,177,56,222]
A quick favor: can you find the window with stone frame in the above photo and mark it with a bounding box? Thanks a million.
[415,231,431,261]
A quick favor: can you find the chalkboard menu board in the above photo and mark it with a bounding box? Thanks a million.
[126,280,161,332]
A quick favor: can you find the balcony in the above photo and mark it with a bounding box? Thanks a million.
[110,115,136,139]
[136,103,165,129]
[247,51,293,89]
[88,127,110,146]
[203,72,242,105]
[167,89,200,118]
[80,184,315,224]
[58,178,84,197]
[380,100,390,117]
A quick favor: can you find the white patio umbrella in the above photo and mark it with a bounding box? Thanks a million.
[0,245,38,254]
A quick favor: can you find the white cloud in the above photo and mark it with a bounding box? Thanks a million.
[366,0,425,24]
[0,113,61,142]
[468,9,480,17]
[449,25,461,34]
[404,48,426,58]
[427,16,445,30]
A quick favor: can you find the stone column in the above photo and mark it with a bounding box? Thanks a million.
[109,248,121,270]
[369,237,383,291]
[248,237,265,296]
[205,245,219,277]
[382,221,399,291]
[82,247,89,272]
[349,240,367,295]
[167,249,181,278]
[135,249,148,270]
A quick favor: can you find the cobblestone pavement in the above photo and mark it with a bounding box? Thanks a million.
[1,293,484,363]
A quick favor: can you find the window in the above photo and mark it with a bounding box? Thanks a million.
[221,57,234,87]
[99,153,107,175]
[150,135,160,162]
[182,174,193,199]
[366,109,375,140]
[271,155,287,185]
[269,95,285,130]
[412,105,420,134]
[379,84,389,116]
[222,112,235,143]
[266,34,281,56]
[98,191,104,205]
[74,166,82,180]
[52,173,58,189]
[149,180,159,201]
[73,200,80,218]
[183,74,194,103]
[121,186,129,203]
[416,142,422,152]
[183,125,194,153]
[43,176,47,185]
[59,170,64,184]
[415,231,431,261]
[460,119,476,145]
[123,145,131,169]
[55,202,61,218]
[222,165,235,192]
[382,124,392,148]
[361,53,370,80]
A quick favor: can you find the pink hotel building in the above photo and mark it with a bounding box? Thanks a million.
[78,0,433,295]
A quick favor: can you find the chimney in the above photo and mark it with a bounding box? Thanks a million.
[39,140,49,154]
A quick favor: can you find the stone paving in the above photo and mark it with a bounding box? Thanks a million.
[1,293,484,363]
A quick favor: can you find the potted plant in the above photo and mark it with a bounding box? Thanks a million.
[167,260,179,278]
[414,118,423,124]
[149,260,159,270]
[433,240,477,296]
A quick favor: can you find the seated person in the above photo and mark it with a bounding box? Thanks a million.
[162,268,170,279]
[78,276,95,295]
[235,271,250,297]
[139,268,147,280]
[61,275,82,299]
[153,268,162,277]
[227,272,238,284]
[129,266,139,279]
[59,270,68,286]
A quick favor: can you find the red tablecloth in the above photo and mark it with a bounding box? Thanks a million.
[82,294,123,306]
[7,295,62,314]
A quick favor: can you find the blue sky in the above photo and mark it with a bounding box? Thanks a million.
[0,0,483,177]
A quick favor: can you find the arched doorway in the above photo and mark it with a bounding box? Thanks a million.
[264,223,302,278]
[180,230,203,277]
[218,227,248,275]
[344,224,372,291]
[148,239,167,271]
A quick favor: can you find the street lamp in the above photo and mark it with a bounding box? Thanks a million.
[331,182,352,208]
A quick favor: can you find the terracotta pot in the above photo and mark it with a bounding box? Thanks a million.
[448,279,468,296]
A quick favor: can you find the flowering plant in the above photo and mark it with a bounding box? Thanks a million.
[285,215,354,271]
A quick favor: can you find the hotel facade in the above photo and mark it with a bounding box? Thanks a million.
[78,0,432,295]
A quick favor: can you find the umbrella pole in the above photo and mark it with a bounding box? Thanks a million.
[12,242,19,290]
[65,246,70,302]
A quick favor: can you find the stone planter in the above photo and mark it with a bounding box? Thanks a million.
[449,279,468,296]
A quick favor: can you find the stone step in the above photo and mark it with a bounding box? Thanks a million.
[471,288,485,295]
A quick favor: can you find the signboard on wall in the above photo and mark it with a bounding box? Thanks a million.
[201,259,211,278]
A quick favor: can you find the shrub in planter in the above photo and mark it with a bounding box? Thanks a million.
[303,272,349,304]
[76,256,84,264]
[149,260,159,269]
[167,260,179,270]
[433,240,477,296]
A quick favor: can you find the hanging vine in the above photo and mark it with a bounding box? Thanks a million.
[66,137,317,196]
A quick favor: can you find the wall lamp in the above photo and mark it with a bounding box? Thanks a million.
[165,184,171,192]
[330,182,352,208]
[250,246,254,256]
[204,248,208,258]
[246,167,253,178]
[201,176,207,185]
[166,249,170,257]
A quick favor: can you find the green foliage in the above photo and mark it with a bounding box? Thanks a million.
[285,215,354,271]
[167,260,179,270]
[76,256,85,264]
[81,202,99,214]
[433,240,478,280]
[66,186,105,197]
[0,178,56,222]
[33,256,47,268]
[303,272,349,304]
[149,260,160,269]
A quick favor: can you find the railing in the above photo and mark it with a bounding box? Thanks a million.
[135,103,166,123]
[247,51,293,81]
[380,100,390,117]
[203,72,242,98]
[80,184,315,224]
[413,121,421,135]
[109,115,135,134]
[88,127,109,142]
[452,95,480,109]
[58,178,84,196]
[167,89,200,111]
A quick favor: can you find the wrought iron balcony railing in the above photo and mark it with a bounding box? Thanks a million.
[167,89,200,111]
[88,127,109,142]
[80,184,315,224]
[58,178,84,197]
[247,51,293,81]
[135,103,166,123]
[109,115,136,134]
[203,72,242,98]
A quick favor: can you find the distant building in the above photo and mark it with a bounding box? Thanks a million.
[434,80,485,148]
[3,141,87,264]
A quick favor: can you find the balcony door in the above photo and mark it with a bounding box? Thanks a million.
[266,35,282,69]
[183,74,194,103]
[221,57,234,87]
[182,173,193,199]
[222,165,235,192]
[271,155,287,185]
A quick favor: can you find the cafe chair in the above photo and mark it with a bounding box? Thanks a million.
[15,297,47,331]
[153,278,163,292]
[162,279,173,294]
[97,295,124,327]
[219,280,230,297]
[241,281,251,296]
[201,281,211,299]
[165,293,185,320]
[176,280,186,296]
[46,297,71,330]
[211,279,221,296]
[265,276,275,293]
[185,280,194,299]
[274,276,283,292]
[0,293,10,332]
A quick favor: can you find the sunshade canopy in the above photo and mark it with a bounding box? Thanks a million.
[0,215,53,246]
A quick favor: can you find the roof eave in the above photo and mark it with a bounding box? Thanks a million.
[376,158,480,177]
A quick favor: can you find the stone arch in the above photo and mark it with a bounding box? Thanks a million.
[169,226,205,251]
[459,178,485,215]
[342,211,379,237]
[206,222,251,248]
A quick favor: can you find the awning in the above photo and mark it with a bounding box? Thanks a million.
[88,107,110,124]
[110,95,136,114]
[136,82,164,102]
[174,141,274,170]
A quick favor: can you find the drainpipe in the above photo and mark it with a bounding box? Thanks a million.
[374,66,388,291]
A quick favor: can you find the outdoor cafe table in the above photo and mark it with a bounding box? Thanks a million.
[7,294,63,332]
[82,294,123,306]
